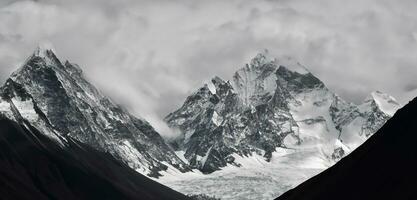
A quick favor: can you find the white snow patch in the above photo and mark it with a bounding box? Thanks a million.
[334,139,351,153]
[289,89,339,147]
[211,111,223,126]
[8,97,66,146]
[156,147,330,200]
[339,117,367,149]
[200,146,213,167]
[370,91,401,116]
[0,99,10,111]
[11,98,39,122]
[175,151,189,164]
[282,134,299,148]
[232,55,278,106]
[206,82,217,95]
[0,100,16,121]
[263,72,279,95]
[116,140,150,175]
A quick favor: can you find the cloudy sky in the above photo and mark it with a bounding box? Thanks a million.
[0,0,416,137]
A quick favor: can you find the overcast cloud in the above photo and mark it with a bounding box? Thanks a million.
[0,0,416,138]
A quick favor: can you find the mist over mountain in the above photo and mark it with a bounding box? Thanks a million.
[1,1,416,200]
[1,0,417,134]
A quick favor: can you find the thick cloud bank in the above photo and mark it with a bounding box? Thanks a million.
[0,0,416,137]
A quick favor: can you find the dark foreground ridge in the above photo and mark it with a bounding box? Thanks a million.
[276,97,417,200]
[0,118,189,200]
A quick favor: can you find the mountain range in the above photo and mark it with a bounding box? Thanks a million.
[159,50,401,199]
[166,51,400,174]
[0,47,404,200]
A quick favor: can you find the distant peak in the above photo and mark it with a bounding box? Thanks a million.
[365,91,401,116]
[367,91,399,105]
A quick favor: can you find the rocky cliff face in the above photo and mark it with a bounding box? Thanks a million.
[166,51,400,173]
[0,47,190,177]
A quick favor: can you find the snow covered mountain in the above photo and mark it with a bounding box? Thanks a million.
[159,51,401,200]
[0,47,401,200]
[165,50,400,173]
[0,47,190,177]
[276,96,417,200]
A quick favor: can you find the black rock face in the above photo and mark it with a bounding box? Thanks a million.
[0,118,190,200]
[276,97,417,200]
[276,66,325,92]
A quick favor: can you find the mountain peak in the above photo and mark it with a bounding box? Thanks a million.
[11,46,63,81]
[364,90,401,116]
[3,46,191,177]
[33,43,56,58]
[249,50,309,75]
[165,49,400,198]
[250,49,275,68]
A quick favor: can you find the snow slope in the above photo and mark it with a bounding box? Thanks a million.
[276,96,417,200]
[157,148,327,200]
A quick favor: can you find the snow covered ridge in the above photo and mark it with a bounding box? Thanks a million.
[165,50,402,174]
[365,90,401,116]
[0,46,191,177]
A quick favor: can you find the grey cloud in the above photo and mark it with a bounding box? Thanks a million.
[1,0,417,137]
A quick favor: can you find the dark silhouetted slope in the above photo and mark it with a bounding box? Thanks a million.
[276,97,417,200]
[0,118,190,200]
